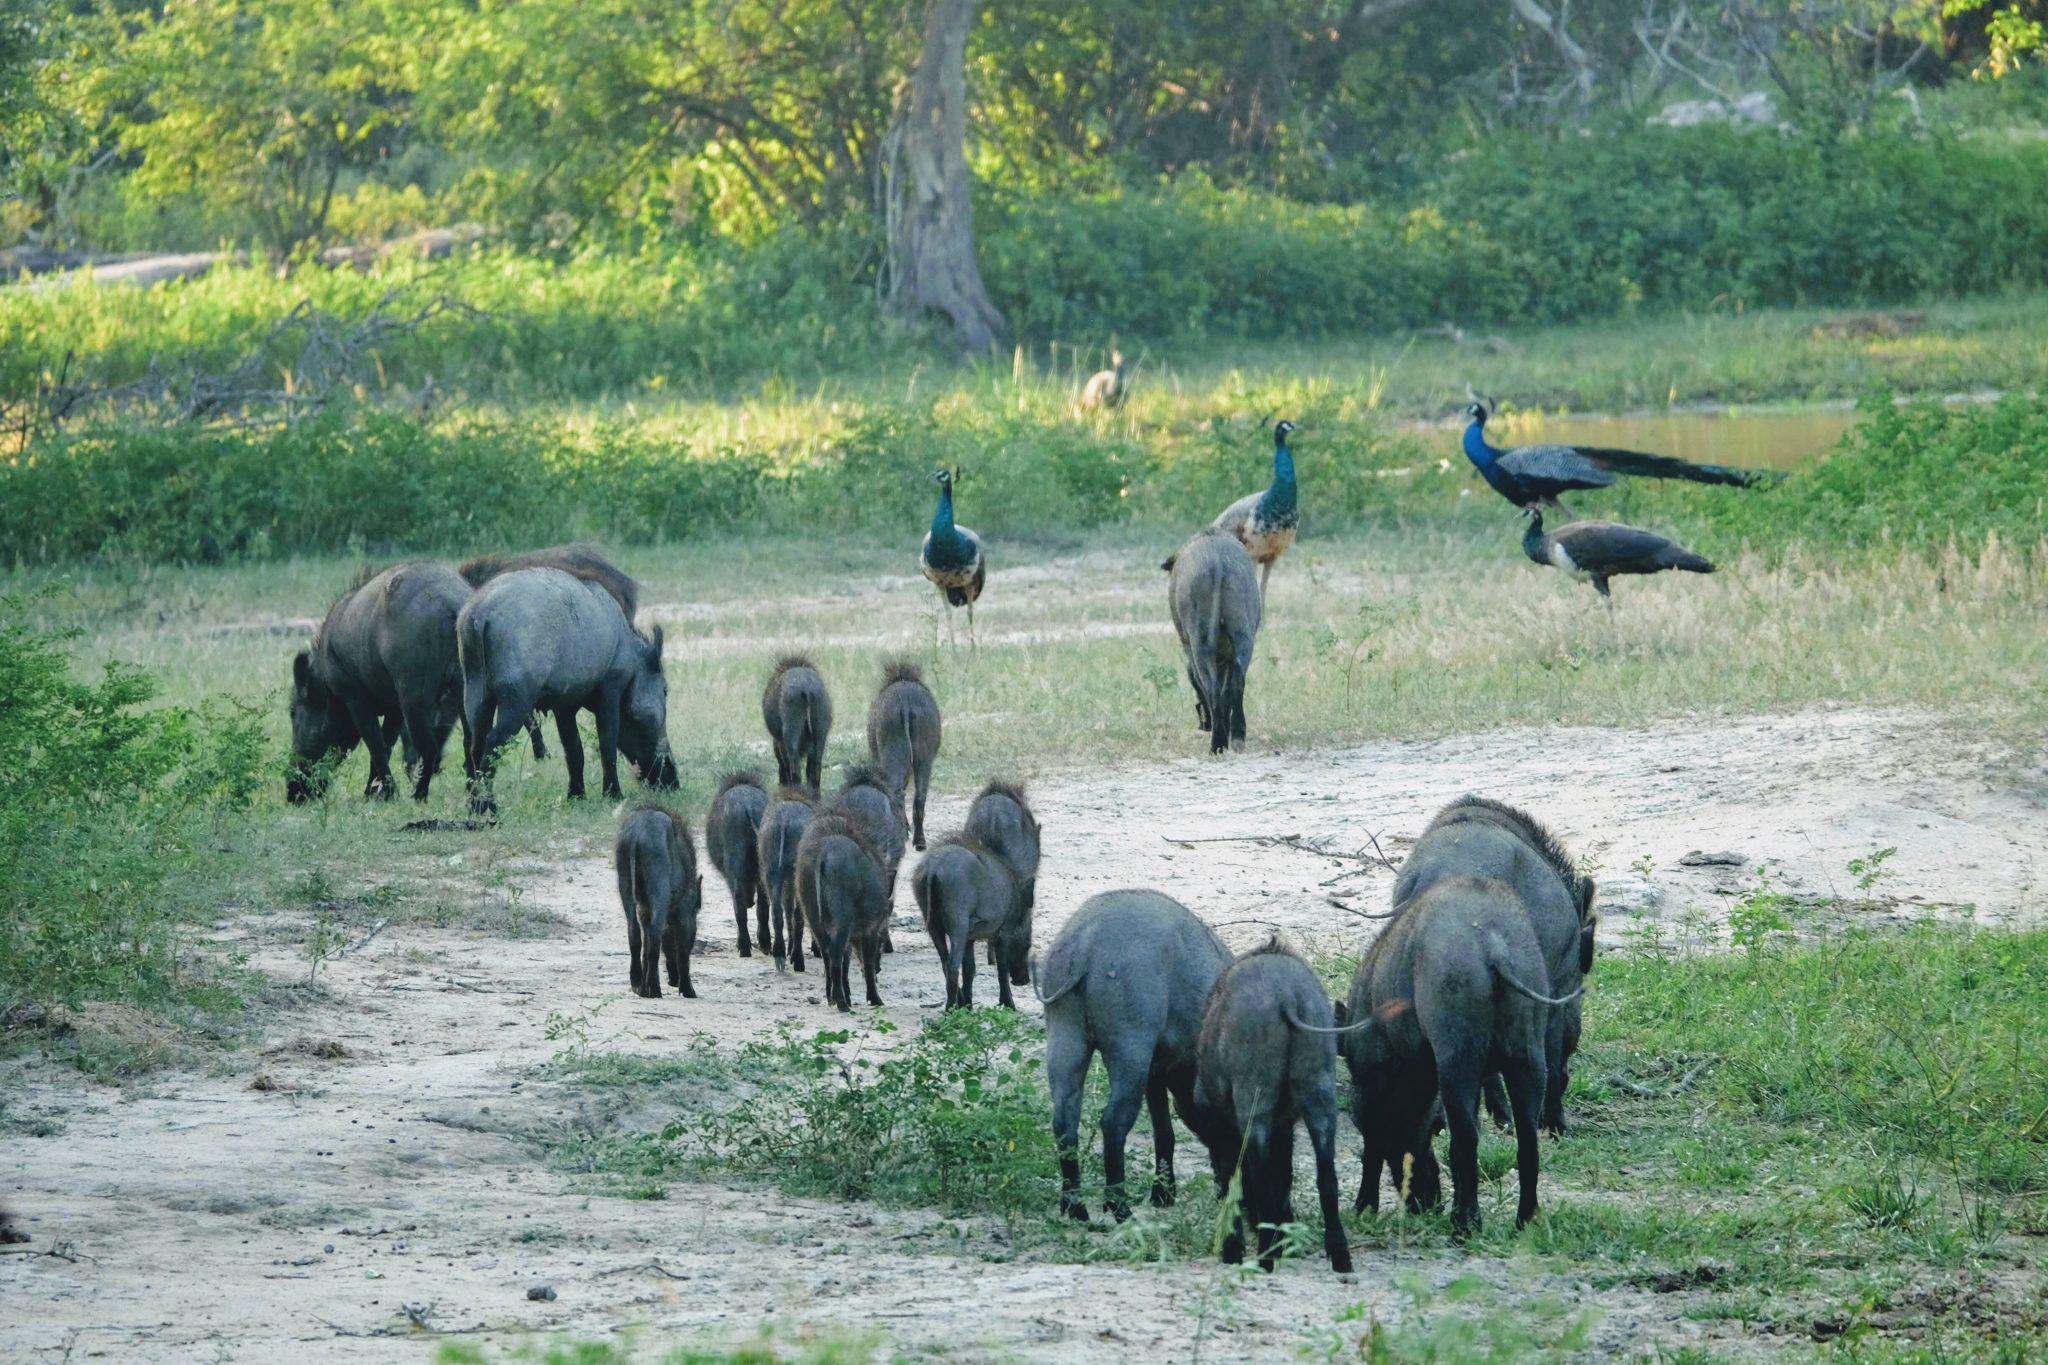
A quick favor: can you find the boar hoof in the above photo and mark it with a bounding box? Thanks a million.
[1060,1194,1089,1222]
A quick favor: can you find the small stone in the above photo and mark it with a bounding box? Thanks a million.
[526,1282,556,1302]
[1678,850,1745,867]
[324,1244,335,1254]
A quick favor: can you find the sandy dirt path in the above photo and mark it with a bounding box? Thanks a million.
[3,705,2040,1362]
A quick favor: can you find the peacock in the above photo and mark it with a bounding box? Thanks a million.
[1166,418,1299,604]
[1080,349,1127,411]
[919,468,986,645]
[1463,398,1775,511]
[1522,509,1715,605]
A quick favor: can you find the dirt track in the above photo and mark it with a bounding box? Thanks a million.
[3,706,2041,1361]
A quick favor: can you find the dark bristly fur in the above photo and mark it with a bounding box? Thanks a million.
[762,654,833,793]
[866,663,942,851]
[614,803,703,999]
[1193,937,1354,1273]
[1343,867,1583,1236]
[756,786,818,970]
[1040,890,1237,1223]
[456,567,675,816]
[1392,794,1597,1134]
[794,810,893,1011]
[289,560,471,805]
[1167,528,1262,753]
[912,832,1022,1009]
[706,771,772,958]
[964,780,1042,986]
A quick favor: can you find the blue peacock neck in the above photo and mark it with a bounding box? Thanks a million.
[928,484,973,567]
[1462,417,1501,469]
[1464,417,1527,503]
[1258,435,1298,521]
[1521,511,1548,565]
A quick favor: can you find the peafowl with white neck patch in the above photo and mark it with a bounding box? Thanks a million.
[919,468,986,645]
[1522,509,1714,607]
[1163,419,1300,605]
[1462,398,1775,512]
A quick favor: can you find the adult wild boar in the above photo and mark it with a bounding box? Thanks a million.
[1167,528,1261,753]
[458,544,640,761]
[457,568,676,816]
[1341,872,1582,1235]
[1193,940,1356,1273]
[288,561,470,804]
[1393,796,1597,1134]
[1040,890,1236,1222]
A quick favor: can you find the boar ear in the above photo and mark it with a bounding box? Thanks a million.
[292,650,312,688]
[1576,876,1597,921]
[1579,916,1598,976]
[647,623,665,664]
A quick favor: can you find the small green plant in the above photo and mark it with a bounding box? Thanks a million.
[1727,864,1800,954]
[1849,846,1899,895]
[1300,1273,1597,1361]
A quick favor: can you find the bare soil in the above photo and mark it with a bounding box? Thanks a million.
[3,706,2040,1361]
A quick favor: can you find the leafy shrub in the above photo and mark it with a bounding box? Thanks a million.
[1693,388,2048,555]
[675,1009,1055,1215]
[0,596,266,1010]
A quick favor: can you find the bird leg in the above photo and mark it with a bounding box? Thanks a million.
[944,602,957,647]
[1259,559,1272,607]
[967,600,977,649]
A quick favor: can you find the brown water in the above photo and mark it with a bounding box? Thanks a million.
[1496,407,1856,471]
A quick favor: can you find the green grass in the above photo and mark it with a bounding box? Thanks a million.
[435,1329,879,1365]
[544,921,2048,1347]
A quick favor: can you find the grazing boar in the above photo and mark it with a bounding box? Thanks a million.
[866,661,941,850]
[756,787,817,970]
[964,781,1041,987]
[706,772,772,958]
[1394,796,1597,1134]
[762,655,832,794]
[458,544,640,761]
[1167,528,1261,753]
[1342,873,1582,1235]
[911,835,1020,1009]
[457,568,677,816]
[288,561,470,804]
[615,804,703,999]
[1039,890,1236,1222]
[794,812,893,1012]
[1193,940,1355,1273]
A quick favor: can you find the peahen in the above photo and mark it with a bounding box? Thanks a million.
[1522,509,1715,605]
[1463,398,1775,511]
[1162,419,1300,604]
[919,468,986,645]
[1080,349,1127,411]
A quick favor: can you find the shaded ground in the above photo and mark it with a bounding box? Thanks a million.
[2,706,2042,1361]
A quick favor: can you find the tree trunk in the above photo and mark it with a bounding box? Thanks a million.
[883,0,1005,355]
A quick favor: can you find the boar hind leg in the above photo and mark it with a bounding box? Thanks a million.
[1048,1028,1093,1221]
[1504,1049,1546,1228]
[552,709,587,799]
[1097,1046,1150,1223]
[1145,1072,1177,1207]
[1255,1118,1295,1271]
[1435,1042,1486,1237]
[1304,1084,1353,1273]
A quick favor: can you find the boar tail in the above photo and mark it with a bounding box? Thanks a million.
[1033,959,1083,1006]
[1286,997,1409,1035]
[1493,962,1583,1007]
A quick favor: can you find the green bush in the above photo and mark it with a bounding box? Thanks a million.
[1694,388,2048,555]
[0,596,266,1011]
